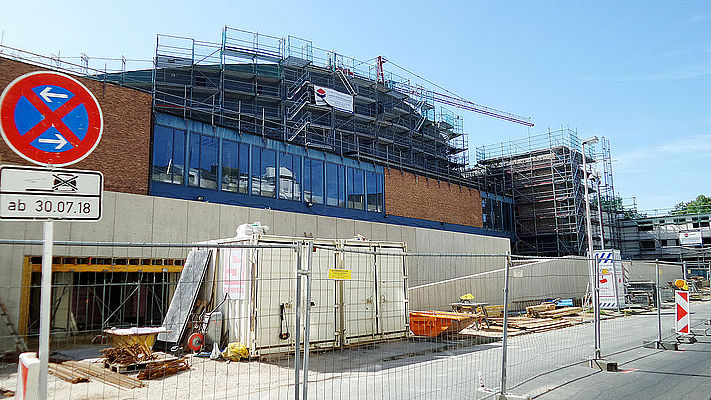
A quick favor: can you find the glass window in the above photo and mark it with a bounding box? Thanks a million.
[238,144,249,194]
[152,126,185,185]
[482,198,492,229]
[376,173,383,212]
[304,158,324,205]
[348,167,364,210]
[310,159,324,204]
[199,135,218,189]
[338,165,346,207]
[173,130,185,184]
[251,147,276,198]
[251,147,260,196]
[366,171,379,212]
[493,200,502,231]
[326,163,339,207]
[261,149,276,198]
[152,126,172,183]
[221,140,239,192]
[189,133,201,187]
[279,153,301,201]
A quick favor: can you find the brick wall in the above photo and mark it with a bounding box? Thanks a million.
[0,57,152,195]
[384,168,483,227]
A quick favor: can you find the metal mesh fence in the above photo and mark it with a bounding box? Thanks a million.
[0,239,708,399]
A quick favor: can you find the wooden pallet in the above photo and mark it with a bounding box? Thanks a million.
[104,352,178,374]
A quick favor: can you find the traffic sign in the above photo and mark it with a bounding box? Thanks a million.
[675,290,689,334]
[0,165,103,221]
[0,71,103,167]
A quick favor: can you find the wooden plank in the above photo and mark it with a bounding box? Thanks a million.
[48,363,90,384]
[62,361,144,390]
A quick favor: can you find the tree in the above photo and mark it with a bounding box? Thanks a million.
[672,195,711,215]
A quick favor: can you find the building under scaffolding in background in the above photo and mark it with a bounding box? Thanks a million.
[472,129,618,257]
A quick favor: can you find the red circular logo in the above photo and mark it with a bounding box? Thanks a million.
[0,71,103,166]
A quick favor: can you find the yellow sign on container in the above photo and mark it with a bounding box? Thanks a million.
[328,268,352,280]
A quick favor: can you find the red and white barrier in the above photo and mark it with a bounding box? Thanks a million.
[675,291,689,335]
[16,352,39,400]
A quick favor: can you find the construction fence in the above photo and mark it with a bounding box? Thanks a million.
[0,238,709,399]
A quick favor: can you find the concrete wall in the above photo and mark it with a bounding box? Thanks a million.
[409,257,685,312]
[0,190,510,351]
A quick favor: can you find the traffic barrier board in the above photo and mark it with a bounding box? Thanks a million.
[675,290,689,334]
[0,71,103,166]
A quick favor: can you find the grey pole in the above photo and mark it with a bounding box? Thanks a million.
[683,261,687,282]
[500,252,512,397]
[294,243,302,400]
[38,220,54,400]
[655,259,662,346]
[594,253,601,359]
[302,241,314,400]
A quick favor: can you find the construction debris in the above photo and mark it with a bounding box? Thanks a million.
[137,357,190,380]
[101,343,156,365]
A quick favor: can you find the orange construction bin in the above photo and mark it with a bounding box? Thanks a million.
[409,311,479,337]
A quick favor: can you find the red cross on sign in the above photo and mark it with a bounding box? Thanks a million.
[0,71,103,166]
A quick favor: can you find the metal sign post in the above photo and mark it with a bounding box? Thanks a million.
[37,220,53,400]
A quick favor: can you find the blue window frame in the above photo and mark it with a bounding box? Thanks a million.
[347,167,364,210]
[279,152,301,201]
[221,140,248,194]
[188,133,218,189]
[252,147,276,198]
[152,125,185,184]
[304,158,324,204]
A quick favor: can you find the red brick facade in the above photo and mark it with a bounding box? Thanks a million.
[384,169,483,227]
[0,57,152,195]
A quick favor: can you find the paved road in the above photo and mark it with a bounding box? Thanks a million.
[514,302,711,400]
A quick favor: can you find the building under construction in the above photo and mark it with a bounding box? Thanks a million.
[472,129,617,257]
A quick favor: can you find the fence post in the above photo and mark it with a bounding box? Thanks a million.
[683,261,687,282]
[500,252,511,397]
[655,259,662,345]
[593,253,601,360]
[301,241,314,400]
[294,243,303,400]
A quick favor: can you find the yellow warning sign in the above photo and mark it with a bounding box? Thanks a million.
[328,268,352,280]
[601,269,609,275]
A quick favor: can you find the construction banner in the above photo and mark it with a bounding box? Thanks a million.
[314,85,354,113]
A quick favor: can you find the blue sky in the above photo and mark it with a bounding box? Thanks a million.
[1,1,709,211]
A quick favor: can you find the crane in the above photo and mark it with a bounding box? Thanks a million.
[375,56,533,127]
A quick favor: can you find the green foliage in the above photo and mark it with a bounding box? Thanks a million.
[672,195,711,215]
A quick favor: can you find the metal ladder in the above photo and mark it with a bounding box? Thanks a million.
[0,297,29,353]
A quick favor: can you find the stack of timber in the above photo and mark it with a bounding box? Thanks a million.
[61,361,144,389]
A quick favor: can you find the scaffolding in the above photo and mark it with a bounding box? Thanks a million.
[474,128,600,256]
[90,27,471,183]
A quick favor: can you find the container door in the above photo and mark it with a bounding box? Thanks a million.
[341,247,377,342]
[305,245,338,348]
[376,248,407,335]
[253,246,298,354]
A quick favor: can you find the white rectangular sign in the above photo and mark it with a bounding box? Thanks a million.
[314,85,354,113]
[0,165,103,221]
[594,249,625,309]
[679,231,702,246]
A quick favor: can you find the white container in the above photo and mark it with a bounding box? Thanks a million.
[197,234,408,356]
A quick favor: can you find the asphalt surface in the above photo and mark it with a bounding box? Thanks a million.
[515,304,711,400]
